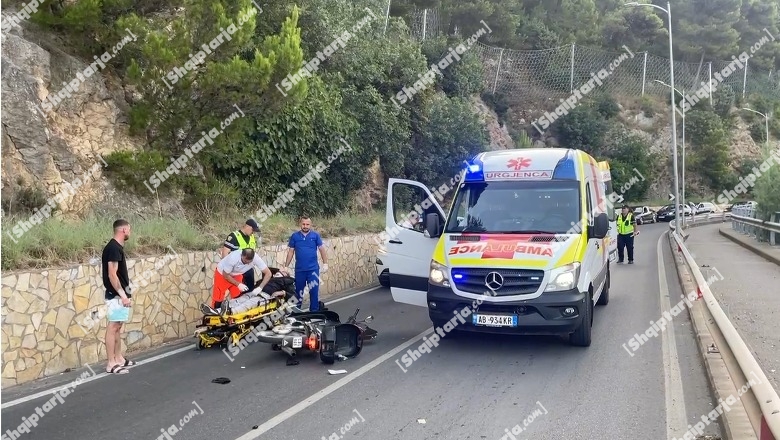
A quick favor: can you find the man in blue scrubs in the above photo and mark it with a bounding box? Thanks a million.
[283,216,329,311]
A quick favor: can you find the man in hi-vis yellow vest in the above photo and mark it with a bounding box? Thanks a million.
[616,205,639,264]
[221,219,260,288]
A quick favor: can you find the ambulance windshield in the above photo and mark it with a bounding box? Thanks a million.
[444,180,581,234]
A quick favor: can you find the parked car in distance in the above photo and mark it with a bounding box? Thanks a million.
[695,202,717,214]
[657,204,693,221]
[656,204,674,222]
[633,206,657,224]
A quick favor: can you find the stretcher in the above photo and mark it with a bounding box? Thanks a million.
[194,271,298,350]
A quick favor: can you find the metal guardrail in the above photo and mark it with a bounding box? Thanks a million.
[731,206,780,245]
[671,230,780,440]
[669,211,733,231]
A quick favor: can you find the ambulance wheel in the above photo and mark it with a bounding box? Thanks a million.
[597,267,610,306]
[569,290,592,347]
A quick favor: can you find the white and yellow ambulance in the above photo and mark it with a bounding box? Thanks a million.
[384,148,611,346]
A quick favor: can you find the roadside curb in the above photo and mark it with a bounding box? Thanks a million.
[668,233,757,440]
[718,227,780,267]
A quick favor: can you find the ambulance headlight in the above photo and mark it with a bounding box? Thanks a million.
[545,263,580,292]
[429,260,450,287]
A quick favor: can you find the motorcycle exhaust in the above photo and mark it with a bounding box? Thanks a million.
[254,331,286,344]
[281,345,296,357]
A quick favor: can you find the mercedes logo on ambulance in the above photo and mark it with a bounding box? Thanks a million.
[485,271,504,290]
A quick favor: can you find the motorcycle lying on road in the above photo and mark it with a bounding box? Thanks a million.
[253,305,377,365]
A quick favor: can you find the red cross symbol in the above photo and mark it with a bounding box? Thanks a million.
[507,157,531,170]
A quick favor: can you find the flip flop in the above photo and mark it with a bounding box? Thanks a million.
[122,359,136,367]
[107,365,129,374]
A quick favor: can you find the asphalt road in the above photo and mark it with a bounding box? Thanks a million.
[2,223,726,440]
[685,222,780,391]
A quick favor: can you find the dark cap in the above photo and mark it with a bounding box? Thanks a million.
[246,218,260,232]
[621,205,630,209]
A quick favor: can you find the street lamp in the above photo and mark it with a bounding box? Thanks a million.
[741,107,771,147]
[654,79,686,227]
[626,1,681,230]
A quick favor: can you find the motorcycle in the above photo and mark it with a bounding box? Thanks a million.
[346,308,378,341]
[253,305,377,366]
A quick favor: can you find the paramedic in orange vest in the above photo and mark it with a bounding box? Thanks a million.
[212,248,272,308]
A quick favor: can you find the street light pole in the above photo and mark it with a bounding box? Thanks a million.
[681,88,685,226]
[741,107,771,147]
[626,1,680,229]
[653,79,686,226]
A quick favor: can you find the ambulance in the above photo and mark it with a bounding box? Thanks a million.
[384,148,611,346]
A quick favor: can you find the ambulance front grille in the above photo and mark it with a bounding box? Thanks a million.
[451,268,544,296]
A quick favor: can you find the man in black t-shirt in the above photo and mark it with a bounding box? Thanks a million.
[101,219,134,374]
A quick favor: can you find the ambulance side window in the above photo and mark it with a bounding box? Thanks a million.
[454,198,468,228]
[391,183,433,233]
[585,182,593,226]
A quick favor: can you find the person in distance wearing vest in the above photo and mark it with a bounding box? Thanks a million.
[616,205,639,264]
[220,219,261,289]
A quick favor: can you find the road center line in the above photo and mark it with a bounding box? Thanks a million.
[657,232,689,438]
[233,328,434,440]
[2,286,381,409]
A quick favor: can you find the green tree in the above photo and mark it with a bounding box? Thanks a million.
[674,0,742,61]
[686,110,733,189]
[405,95,489,185]
[554,104,611,155]
[753,144,780,221]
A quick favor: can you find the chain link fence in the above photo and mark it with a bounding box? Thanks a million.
[401,6,780,104]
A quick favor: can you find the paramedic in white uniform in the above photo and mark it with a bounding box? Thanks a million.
[212,248,272,308]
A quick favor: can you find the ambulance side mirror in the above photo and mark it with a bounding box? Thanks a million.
[591,213,609,239]
[424,213,441,238]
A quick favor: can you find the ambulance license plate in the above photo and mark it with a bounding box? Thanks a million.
[473,314,517,327]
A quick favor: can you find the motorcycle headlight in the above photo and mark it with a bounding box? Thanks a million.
[429,260,450,287]
[545,263,580,292]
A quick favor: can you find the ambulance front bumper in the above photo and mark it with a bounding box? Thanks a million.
[427,284,586,335]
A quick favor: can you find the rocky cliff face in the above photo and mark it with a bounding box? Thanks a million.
[1,11,141,218]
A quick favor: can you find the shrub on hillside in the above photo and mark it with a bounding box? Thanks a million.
[554,104,611,154]
[753,144,780,222]
[685,110,733,189]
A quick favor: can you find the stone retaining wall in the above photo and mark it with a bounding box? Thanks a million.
[1,233,382,388]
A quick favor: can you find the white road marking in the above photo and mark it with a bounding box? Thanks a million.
[1,345,192,409]
[657,232,688,438]
[233,328,433,440]
[320,286,381,305]
[1,286,382,409]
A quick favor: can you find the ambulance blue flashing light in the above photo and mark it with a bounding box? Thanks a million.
[552,150,577,180]
[464,158,485,182]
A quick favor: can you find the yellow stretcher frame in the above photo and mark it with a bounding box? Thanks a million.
[194,295,286,350]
